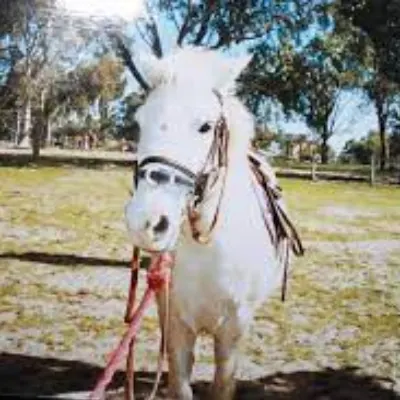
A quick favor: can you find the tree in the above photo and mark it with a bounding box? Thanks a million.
[389,131,400,163]
[338,0,400,84]
[0,1,57,156]
[111,1,333,93]
[0,0,76,158]
[389,106,400,163]
[337,0,400,170]
[40,55,127,146]
[340,130,379,164]
[116,92,144,142]
[89,55,126,137]
[243,24,359,164]
[0,0,113,157]
[106,0,351,165]
[1,0,371,163]
[364,71,399,170]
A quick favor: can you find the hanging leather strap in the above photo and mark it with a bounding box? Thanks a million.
[248,150,305,302]
[188,116,230,244]
[249,152,304,257]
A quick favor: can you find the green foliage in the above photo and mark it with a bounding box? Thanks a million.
[389,130,400,160]
[243,19,358,163]
[338,0,400,84]
[339,131,379,164]
[0,0,128,152]
[336,0,400,170]
[115,92,144,141]
[157,1,286,49]
[67,55,127,138]
[1,0,400,164]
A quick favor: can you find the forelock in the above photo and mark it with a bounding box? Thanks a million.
[155,47,232,90]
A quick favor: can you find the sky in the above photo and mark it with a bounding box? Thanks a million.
[58,0,378,154]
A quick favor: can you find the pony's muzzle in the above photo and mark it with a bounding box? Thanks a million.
[124,179,190,251]
[140,214,171,249]
[143,214,170,243]
[152,215,170,236]
[125,200,177,251]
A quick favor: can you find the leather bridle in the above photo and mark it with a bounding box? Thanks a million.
[133,94,230,244]
[130,91,305,303]
[119,90,305,400]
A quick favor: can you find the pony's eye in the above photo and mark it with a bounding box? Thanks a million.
[198,122,212,134]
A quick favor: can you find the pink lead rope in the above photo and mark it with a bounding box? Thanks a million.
[89,253,174,400]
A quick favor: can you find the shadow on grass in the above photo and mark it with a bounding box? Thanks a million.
[0,153,134,170]
[0,251,153,270]
[0,352,398,399]
[0,251,129,268]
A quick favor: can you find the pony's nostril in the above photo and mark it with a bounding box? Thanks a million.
[153,215,169,235]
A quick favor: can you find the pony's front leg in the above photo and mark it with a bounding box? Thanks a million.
[211,328,242,400]
[166,313,196,400]
[156,293,196,400]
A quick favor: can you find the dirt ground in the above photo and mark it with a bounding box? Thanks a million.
[0,160,399,399]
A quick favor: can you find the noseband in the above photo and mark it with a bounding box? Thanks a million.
[138,156,197,190]
[134,96,230,244]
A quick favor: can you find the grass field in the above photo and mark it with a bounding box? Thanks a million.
[0,162,399,399]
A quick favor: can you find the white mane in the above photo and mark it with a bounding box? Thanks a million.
[222,93,256,159]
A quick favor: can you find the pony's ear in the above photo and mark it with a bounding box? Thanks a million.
[136,52,164,89]
[215,54,253,95]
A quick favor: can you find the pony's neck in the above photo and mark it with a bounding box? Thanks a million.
[222,95,254,165]
[181,95,255,242]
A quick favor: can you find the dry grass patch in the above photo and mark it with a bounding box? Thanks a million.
[0,166,399,397]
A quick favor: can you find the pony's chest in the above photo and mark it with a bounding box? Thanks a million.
[170,238,279,332]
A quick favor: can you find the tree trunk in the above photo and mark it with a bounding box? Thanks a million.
[22,97,32,145]
[31,118,42,161]
[372,76,389,171]
[31,129,41,160]
[31,90,47,159]
[100,97,108,120]
[46,116,52,147]
[378,115,387,171]
[321,132,329,164]
[15,108,21,146]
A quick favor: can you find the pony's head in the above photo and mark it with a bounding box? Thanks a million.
[125,47,253,252]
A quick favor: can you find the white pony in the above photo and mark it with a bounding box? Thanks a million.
[125,46,294,400]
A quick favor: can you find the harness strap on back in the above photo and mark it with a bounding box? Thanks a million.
[249,149,305,301]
